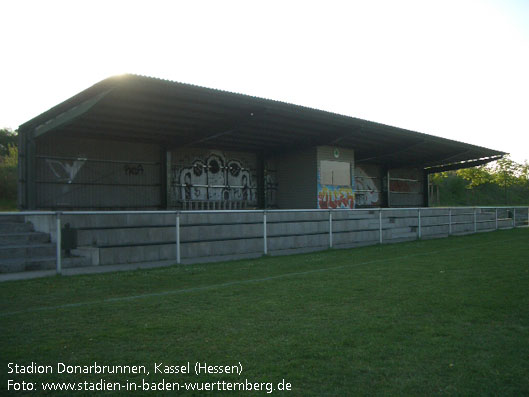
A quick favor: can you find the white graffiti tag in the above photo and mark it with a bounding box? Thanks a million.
[46,159,86,183]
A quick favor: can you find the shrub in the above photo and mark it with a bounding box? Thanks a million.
[0,145,18,204]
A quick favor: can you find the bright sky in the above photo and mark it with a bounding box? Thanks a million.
[1,0,528,163]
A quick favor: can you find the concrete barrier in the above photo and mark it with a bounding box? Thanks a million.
[10,207,527,270]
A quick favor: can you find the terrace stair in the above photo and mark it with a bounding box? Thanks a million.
[70,211,429,266]
[0,216,89,273]
[14,208,523,271]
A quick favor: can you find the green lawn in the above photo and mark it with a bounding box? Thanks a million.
[1,229,528,396]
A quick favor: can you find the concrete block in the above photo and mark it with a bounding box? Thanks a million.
[182,238,263,258]
[72,247,100,266]
[0,232,50,245]
[421,215,449,226]
[267,211,327,223]
[333,230,379,245]
[182,212,262,226]
[0,257,55,273]
[267,233,328,251]
[0,244,55,260]
[390,217,419,228]
[0,215,26,223]
[332,210,376,221]
[386,227,417,240]
[333,218,375,232]
[451,223,474,234]
[421,225,449,236]
[0,222,34,233]
[182,223,262,242]
[268,221,327,236]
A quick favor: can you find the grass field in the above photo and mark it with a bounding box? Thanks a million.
[1,228,528,396]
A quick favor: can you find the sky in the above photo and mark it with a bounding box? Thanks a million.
[1,0,528,163]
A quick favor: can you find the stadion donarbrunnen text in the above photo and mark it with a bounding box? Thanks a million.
[7,361,293,393]
[7,361,243,376]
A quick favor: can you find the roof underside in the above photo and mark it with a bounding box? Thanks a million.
[20,74,505,171]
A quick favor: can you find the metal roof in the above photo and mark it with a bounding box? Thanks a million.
[20,74,505,170]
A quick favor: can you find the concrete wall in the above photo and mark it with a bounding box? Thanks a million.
[274,148,317,209]
[33,136,162,209]
[23,207,526,268]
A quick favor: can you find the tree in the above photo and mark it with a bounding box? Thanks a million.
[429,155,529,206]
[456,166,493,189]
[0,144,18,203]
[491,156,520,204]
[0,128,18,157]
[517,161,529,186]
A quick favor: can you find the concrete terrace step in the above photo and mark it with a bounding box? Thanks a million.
[74,226,421,267]
[74,218,399,247]
[0,243,56,260]
[74,237,266,266]
[0,222,34,233]
[0,232,51,245]
[76,224,263,246]
[0,255,90,273]
[0,215,26,223]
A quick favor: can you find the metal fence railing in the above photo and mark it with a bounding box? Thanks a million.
[1,206,528,275]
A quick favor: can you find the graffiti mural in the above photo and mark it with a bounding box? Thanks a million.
[171,150,256,204]
[318,186,355,209]
[317,165,355,209]
[264,158,278,208]
[354,166,381,207]
[46,158,86,183]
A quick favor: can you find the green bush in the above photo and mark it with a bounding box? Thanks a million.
[431,157,529,206]
[0,145,17,208]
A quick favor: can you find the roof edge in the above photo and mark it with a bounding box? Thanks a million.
[424,154,505,173]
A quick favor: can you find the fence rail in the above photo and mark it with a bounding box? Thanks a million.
[1,206,528,275]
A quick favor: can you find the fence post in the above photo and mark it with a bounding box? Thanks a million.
[495,208,498,230]
[329,210,333,248]
[56,212,62,275]
[379,209,383,244]
[263,210,268,255]
[448,208,452,235]
[474,208,477,233]
[175,211,181,264]
[417,208,421,239]
[513,208,516,228]
[527,207,529,227]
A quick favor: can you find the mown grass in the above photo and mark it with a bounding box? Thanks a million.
[1,228,528,396]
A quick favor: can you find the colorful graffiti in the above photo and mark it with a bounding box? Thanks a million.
[318,186,355,209]
[317,162,355,209]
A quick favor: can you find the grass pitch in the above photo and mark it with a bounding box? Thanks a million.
[1,228,528,395]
